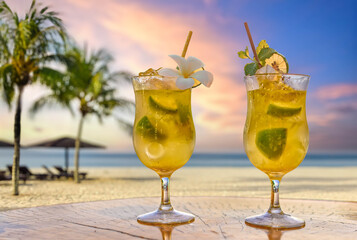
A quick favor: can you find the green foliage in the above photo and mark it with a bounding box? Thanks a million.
[0,0,66,107]
[30,41,134,130]
[238,40,287,75]
[257,47,276,64]
[238,46,250,59]
[244,62,258,76]
[0,0,66,194]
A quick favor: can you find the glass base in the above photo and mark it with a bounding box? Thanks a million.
[137,209,195,225]
[245,212,305,230]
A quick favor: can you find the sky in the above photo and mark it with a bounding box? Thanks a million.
[0,0,356,152]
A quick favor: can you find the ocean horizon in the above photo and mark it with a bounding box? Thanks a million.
[1,149,357,168]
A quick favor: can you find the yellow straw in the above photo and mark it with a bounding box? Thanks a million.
[181,31,193,58]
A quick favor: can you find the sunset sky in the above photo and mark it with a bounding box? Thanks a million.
[0,0,356,152]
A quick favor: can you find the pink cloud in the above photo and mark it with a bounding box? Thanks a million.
[3,0,248,151]
[315,83,357,100]
[307,112,340,127]
[57,0,247,135]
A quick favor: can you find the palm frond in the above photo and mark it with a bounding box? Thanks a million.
[34,67,65,87]
[0,1,14,22]
[90,109,103,124]
[0,0,66,100]
[0,63,15,107]
[41,53,71,66]
[0,27,10,57]
[113,98,135,111]
[113,71,133,82]
[29,93,74,117]
[116,117,133,136]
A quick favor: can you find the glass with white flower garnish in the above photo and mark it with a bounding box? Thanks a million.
[132,32,213,225]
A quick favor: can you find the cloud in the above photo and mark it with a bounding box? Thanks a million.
[57,0,248,137]
[3,0,247,150]
[308,83,357,127]
[315,83,357,100]
[327,101,357,114]
[5,0,355,152]
[307,112,339,127]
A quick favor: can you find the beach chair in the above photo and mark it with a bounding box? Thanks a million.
[19,166,48,180]
[6,165,28,183]
[53,166,87,180]
[53,166,74,179]
[0,170,11,181]
[42,165,60,180]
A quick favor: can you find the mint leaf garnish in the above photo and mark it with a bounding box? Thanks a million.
[258,48,276,64]
[244,62,258,76]
[238,40,288,76]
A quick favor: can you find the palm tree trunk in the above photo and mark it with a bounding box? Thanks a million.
[74,114,85,183]
[12,86,24,195]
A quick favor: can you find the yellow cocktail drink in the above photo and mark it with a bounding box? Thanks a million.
[239,32,310,228]
[133,89,195,177]
[132,32,214,225]
[244,76,308,178]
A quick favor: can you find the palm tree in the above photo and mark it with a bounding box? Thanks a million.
[30,42,134,183]
[0,0,66,195]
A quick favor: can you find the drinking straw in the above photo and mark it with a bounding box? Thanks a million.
[244,22,262,67]
[181,31,193,58]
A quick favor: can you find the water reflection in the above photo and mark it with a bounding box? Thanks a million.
[265,228,284,240]
[246,223,304,240]
[138,221,191,240]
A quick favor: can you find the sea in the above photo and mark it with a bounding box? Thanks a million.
[1,149,357,168]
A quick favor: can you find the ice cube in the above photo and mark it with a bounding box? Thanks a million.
[135,68,178,90]
[245,76,260,90]
[139,68,160,76]
[256,65,277,74]
[256,65,282,84]
[283,75,309,91]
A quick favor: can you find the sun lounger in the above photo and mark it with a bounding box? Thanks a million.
[42,165,60,180]
[19,166,48,180]
[53,166,74,179]
[53,166,87,180]
[0,170,11,181]
[6,165,29,183]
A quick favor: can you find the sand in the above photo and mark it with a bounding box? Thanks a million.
[0,167,356,211]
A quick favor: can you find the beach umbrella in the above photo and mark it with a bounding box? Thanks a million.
[27,137,105,171]
[0,140,14,147]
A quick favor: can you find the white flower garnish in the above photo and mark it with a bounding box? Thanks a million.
[159,55,214,90]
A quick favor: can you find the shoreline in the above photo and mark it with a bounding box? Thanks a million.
[1,166,356,211]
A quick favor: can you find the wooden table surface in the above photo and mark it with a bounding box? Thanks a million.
[0,197,356,240]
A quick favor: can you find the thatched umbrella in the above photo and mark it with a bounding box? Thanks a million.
[27,136,105,171]
[0,140,14,147]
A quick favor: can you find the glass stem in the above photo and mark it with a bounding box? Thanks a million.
[159,226,173,240]
[268,179,283,214]
[159,177,173,211]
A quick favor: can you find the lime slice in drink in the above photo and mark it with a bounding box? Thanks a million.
[149,96,178,113]
[136,116,166,140]
[256,128,287,159]
[267,104,302,117]
[146,142,164,159]
[265,53,289,73]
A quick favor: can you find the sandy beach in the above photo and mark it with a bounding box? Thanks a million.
[0,167,356,211]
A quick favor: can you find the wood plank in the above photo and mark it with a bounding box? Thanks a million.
[0,197,356,239]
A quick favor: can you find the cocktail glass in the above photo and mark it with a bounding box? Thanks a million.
[243,73,310,229]
[133,72,195,224]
